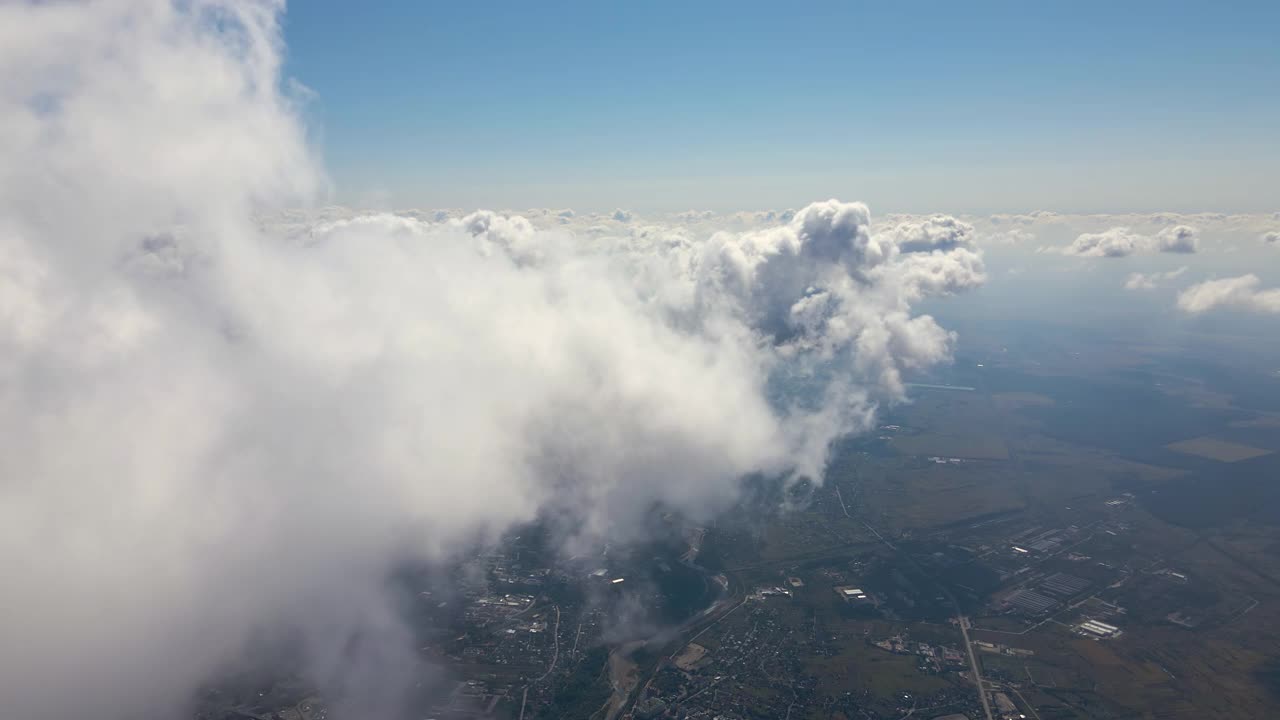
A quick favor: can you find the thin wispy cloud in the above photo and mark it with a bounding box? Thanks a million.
[1124,266,1188,290]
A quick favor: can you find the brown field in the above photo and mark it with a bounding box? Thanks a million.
[1166,436,1273,462]
[852,458,1025,532]
[672,642,706,670]
[806,643,952,699]
[1229,413,1280,429]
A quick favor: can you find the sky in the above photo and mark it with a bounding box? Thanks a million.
[283,1,1280,212]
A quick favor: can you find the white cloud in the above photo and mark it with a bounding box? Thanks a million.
[980,227,1035,245]
[689,205,985,405]
[877,214,975,253]
[1060,227,1148,257]
[1154,225,1199,254]
[0,4,983,718]
[1123,266,1187,290]
[611,208,633,222]
[988,213,1036,226]
[1147,212,1183,225]
[675,209,716,222]
[1058,225,1199,257]
[1177,275,1280,314]
[1263,230,1280,244]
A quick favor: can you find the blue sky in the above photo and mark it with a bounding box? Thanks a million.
[282,1,1280,213]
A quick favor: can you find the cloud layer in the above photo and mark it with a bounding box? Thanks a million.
[0,3,983,718]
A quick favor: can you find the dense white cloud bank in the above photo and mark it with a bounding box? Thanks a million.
[358,207,1275,253]
[0,2,983,719]
[1177,275,1280,314]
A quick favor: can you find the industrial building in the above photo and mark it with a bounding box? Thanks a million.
[1076,619,1121,638]
[1040,572,1090,597]
[835,585,868,602]
[1006,589,1058,615]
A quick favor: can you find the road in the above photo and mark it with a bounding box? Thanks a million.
[519,605,562,720]
[834,482,853,518]
[835,480,897,551]
[535,606,562,682]
[957,614,995,720]
[1008,684,1042,720]
[844,476,991,720]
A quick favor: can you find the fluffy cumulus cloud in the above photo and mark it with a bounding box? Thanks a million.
[694,204,984,398]
[1263,230,1280,245]
[1154,225,1199,253]
[1123,266,1187,290]
[1059,227,1148,257]
[877,214,975,253]
[0,3,983,719]
[1177,275,1280,314]
[1057,225,1199,257]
